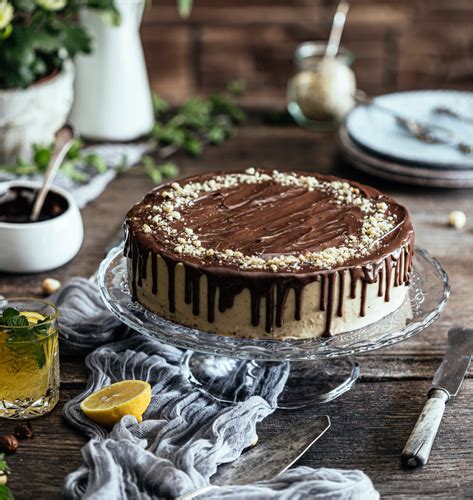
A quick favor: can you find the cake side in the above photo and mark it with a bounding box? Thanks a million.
[124,168,414,339]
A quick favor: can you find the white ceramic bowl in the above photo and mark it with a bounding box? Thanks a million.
[0,181,83,273]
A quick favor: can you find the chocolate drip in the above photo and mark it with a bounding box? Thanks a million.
[162,255,177,313]
[377,267,384,297]
[250,288,261,327]
[265,289,275,333]
[337,271,345,318]
[184,267,201,315]
[324,273,336,337]
[130,240,138,301]
[294,285,303,321]
[349,268,357,299]
[360,280,368,317]
[207,277,217,323]
[384,257,392,302]
[320,275,327,311]
[151,255,158,294]
[276,283,291,327]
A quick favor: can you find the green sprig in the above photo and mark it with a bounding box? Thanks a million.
[146,81,246,183]
[0,307,52,369]
[0,139,112,184]
[0,453,13,500]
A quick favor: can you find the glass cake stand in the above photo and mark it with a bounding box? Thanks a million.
[98,245,450,409]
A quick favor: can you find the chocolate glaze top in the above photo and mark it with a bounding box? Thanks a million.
[126,168,414,275]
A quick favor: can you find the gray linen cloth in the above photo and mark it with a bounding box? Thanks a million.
[0,142,151,208]
[52,278,379,499]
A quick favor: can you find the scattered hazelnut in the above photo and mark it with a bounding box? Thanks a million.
[0,435,18,453]
[14,422,33,440]
[448,210,466,229]
[42,278,61,295]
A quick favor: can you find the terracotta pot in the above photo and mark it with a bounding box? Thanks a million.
[0,61,74,164]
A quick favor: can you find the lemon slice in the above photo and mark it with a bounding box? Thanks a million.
[80,380,152,427]
[20,311,47,325]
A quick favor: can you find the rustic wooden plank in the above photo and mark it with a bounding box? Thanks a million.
[141,25,194,103]
[58,351,472,387]
[2,380,471,499]
[0,390,85,500]
[396,24,473,90]
[198,25,390,107]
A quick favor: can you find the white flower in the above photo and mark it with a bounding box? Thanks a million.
[36,0,67,11]
[0,1,14,30]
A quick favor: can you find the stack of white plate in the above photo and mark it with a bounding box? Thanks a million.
[340,90,473,188]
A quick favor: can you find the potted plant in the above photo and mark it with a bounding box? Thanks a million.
[0,0,118,164]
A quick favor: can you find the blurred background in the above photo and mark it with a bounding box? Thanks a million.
[141,0,473,106]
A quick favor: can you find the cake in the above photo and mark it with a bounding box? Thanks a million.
[124,168,414,340]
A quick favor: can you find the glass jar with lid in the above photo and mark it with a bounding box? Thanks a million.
[287,41,356,131]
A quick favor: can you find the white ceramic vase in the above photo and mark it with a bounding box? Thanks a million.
[69,0,154,141]
[0,62,74,164]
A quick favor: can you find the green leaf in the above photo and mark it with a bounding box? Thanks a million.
[207,126,225,144]
[56,22,91,56]
[66,139,84,160]
[160,162,179,178]
[116,154,129,174]
[32,143,53,171]
[87,0,121,25]
[12,0,37,13]
[0,453,9,473]
[152,123,186,147]
[177,0,193,18]
[0,484,14,500]
[183,135,202,156]
[84,153,107,174]
[1,308,19,321]
[59,161,88,184]
[144,168,163,185]
[5,315,28,328]
[152,94,168,115]
[227,80,246,97]
[3,313,52,369]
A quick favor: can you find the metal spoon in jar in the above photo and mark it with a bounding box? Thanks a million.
[30,124,77,222]
[325,1,350,58]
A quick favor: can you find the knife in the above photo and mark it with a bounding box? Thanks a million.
[177,415,331,499]
[401,327,473,468]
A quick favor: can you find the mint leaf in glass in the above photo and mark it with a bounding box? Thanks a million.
[1,308,52,369]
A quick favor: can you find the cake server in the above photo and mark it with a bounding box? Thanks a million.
[177,415,330,499]
[402,327,473,468]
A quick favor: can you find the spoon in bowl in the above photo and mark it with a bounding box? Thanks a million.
[30,124,77,222]
[325,1,350,58]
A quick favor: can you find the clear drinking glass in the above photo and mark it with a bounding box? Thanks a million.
[0,298,60,419]
[287,41,356,131]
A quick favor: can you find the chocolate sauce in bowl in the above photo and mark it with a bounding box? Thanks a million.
[0,186,68,224]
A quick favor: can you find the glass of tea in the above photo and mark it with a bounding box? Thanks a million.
[0,298,60,419]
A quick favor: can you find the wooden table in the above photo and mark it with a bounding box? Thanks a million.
[1,118,472,499]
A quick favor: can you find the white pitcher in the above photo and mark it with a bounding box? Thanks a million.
[69,0,154,141]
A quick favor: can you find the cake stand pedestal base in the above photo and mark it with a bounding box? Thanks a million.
[181,352,360,409]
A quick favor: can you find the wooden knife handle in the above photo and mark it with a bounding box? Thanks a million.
[401,389,449,468]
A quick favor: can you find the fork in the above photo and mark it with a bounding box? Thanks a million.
[354,90,473,155]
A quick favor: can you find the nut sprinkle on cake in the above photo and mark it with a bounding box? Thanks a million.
[125,168,414,339]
